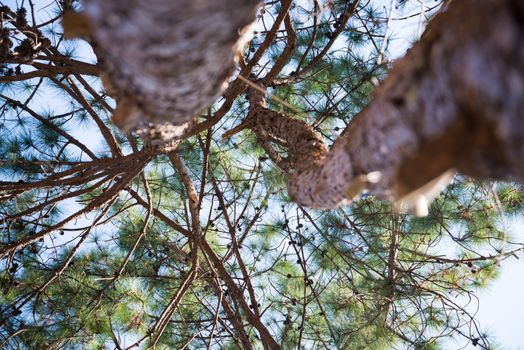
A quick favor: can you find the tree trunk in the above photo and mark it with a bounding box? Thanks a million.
[84,0,524,214]
[82,0,261,142]
[288,0,524,215]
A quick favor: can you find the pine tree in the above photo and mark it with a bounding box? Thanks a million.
[0,1,523,349]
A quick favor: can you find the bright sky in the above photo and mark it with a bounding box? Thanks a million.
[471,218,524,350]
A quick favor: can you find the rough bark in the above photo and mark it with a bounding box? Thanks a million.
[237,87,328,175]
[82,0,261,142]
[82,0,524,214]
[288,0,524,214]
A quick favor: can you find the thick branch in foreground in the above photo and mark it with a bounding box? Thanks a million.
[289,0,524,214]
[82,0,261,141]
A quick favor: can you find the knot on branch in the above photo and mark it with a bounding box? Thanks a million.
[249,107,328,173]
[223,85,328,174]
[244,85,328,173]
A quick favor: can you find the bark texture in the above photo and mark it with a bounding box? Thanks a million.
[83,0,261,142]
[83,0,524,214]
[288,0,524,214]
[241,87,328,174]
